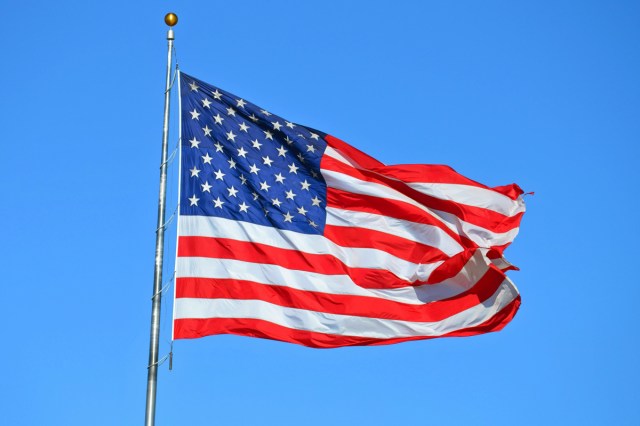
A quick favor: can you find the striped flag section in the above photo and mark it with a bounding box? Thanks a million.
[173,73,525,348]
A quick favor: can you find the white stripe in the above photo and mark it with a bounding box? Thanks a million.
[326,207,462,256]
[178,256,375,297]
[174,279,519,339]
[325,146,524,217]
[432,209,520,248]
[324,146,362,167]
[490,255,513,271]
[322,168,449,227]
[369,248,491,304]
[179,215,444,282]
[407,182,525,217]
[177,248,494,306]
[322,168,519,248]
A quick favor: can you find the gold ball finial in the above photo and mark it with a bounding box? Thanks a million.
[164,13,178,27]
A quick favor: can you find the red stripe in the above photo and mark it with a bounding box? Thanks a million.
[179,236,441,289]
[175,265,506,322]
[372,165,523,201]
[327,187,472,248]
[434,296,521,338]
[322,155,523,234]
[492,184,525,200]
[325,134,385,169]
[323,224,449,264]
[326,134,524,201]
[173,297,520,348]
[486,248,519,272]
[489,242,512,255]
[427,248,477,284]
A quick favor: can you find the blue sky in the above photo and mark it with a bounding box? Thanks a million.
[1,1,639,425]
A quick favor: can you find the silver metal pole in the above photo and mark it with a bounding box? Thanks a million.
[145,13,177,426]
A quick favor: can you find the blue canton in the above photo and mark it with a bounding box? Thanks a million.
[180,72,328,235]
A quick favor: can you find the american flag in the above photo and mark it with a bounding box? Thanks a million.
[172,72,526,348]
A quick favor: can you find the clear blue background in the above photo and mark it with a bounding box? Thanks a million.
[1,1,638,425]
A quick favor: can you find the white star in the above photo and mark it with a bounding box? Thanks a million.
[310,132,319,140]
[297,133,307,140]
[213,197,224,208]
[309,219,318,228]
[263,130,274,140]
[201,98,211,108]
[237,147,248,158]
[214,142,224,152]
[238,122,250,132]
[283,211,293,222]
[202,125,212,137]
[260,109,272,116]
[190,109,200,120]
[201,181,212,193]
[239,202,250,213]
[260,181,271,191]
[284,136,294,145]
[239,174,248,185]
[201,153,213,164]
[227,186,239,197]
[311,196,322,207]
[306,144,316,153]
[213,113,224,125]
[285,189,297,200]
[311,170,319,178]
[189,137,201,149]
[297,153,305,163]
[288,163,299,174]
[236,99,247,108]
[272,121,282,130]
[249,114,259,122]
[226,107,236,116]
[190,167,201,177]
[228,158,237,169]
[274,173,285,184]
[212,89,222,100]
[188,195,199,206]
[251,139,262,150]
[214,169,225,180]
[271,198,282,207]
[189,82,199,91]
[297,206,307,216]
[285,121,295,129]
[262,156,273,166]
[277,146,287,157]
[249,163,260,174]
[226,130,237,142]
[300,180,311,191]
[252,192,259,200]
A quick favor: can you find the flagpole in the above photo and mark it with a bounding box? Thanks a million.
[145,12,178,426]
